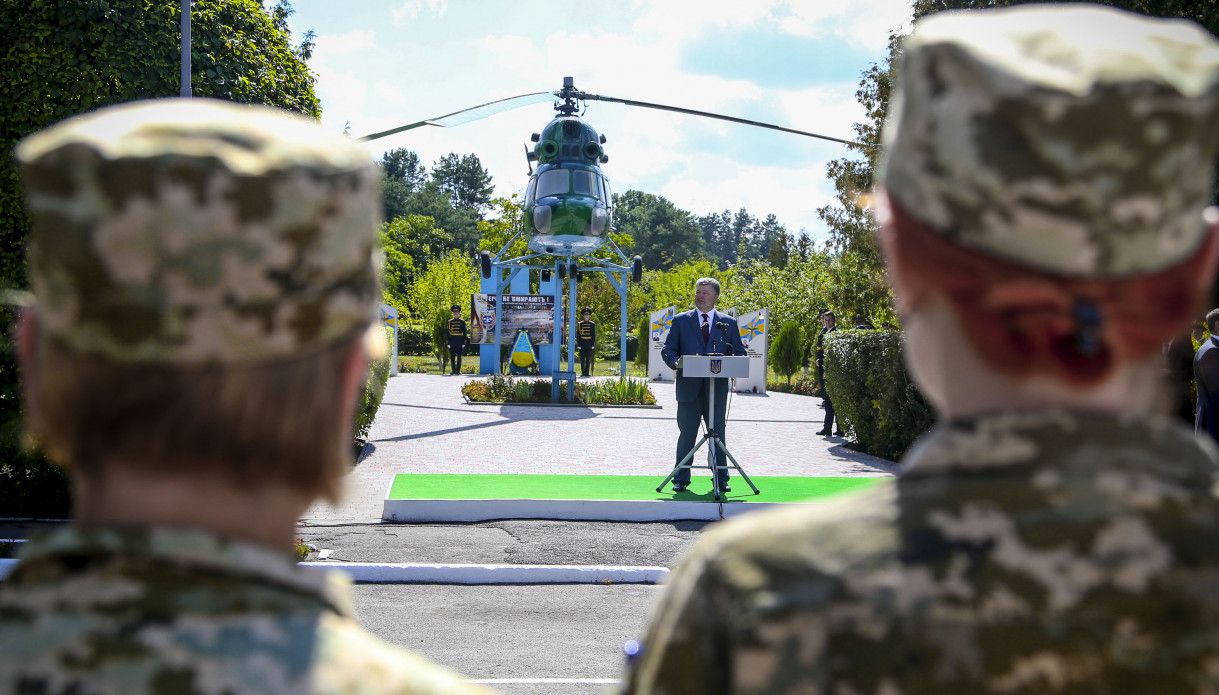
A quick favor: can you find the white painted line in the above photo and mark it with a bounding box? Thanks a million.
[383,498,721,523]
[0,539,28,544]
[4,558,668,585]
[301,561,670,585]
[468,678,619,684]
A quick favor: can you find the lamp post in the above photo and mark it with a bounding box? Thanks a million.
[180,0,191,97]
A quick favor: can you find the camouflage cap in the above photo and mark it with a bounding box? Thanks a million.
[878,5,1219,278]
[16,98,382,363]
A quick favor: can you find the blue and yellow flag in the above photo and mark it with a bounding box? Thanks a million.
[510,330,536,369]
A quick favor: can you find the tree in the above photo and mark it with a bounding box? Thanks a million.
[770,323,805,384]
[0,0,320,517]
[613,191,706,270]
[407,249,478,331]
[380,215,454,314]
[380,148,427,191]
[431,153,494,214]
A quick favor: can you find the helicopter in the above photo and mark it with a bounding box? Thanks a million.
[359,78,866,397]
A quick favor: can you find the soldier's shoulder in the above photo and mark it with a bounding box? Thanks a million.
[688,482,899,593]
[314,612,491,694]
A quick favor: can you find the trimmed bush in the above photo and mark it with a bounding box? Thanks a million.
[396,324,433,355]
[824,330,933,461]
[355,330,393,440]
[769,322,803,384]
[634,317,649,366]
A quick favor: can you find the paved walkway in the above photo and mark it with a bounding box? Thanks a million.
[303,374,898,524]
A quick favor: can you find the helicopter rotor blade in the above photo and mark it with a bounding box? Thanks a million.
[358,91,555,142]
[573,91,871,149]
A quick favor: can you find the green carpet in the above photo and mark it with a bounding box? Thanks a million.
[387,473,886,503]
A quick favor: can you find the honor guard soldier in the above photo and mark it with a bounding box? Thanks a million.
[625,6,1219,694]
[577,307,597,377]
[0,99,491,694]
[447,304,469,375]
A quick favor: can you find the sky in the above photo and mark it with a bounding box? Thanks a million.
[288,0,914,243]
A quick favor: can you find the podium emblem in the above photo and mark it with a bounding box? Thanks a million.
[710,358,722,374]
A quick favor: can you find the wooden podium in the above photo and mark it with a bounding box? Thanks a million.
[656,355,760,500]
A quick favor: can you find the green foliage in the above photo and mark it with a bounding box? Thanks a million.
[355,329,393,441]
[461,375,656,405]
[824,330,934,461]
[432,152,494,214]
[379,215,453,313]
[407,249,477,326]
[613,190,706,270]
[635,317,649,366]
[396,323,433,356]
[0,0,319,517]
[769,322,804,383]
[639,259,735,315]
[766,373,821,397]
[430,310,451,370]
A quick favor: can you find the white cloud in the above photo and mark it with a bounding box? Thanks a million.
[392,0,448,27]
[313,29,377,59]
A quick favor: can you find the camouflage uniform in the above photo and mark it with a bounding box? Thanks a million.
[625,6,1219,694]
[0,526,480,694]
[0,99,491,694]
[625,413,1219,694]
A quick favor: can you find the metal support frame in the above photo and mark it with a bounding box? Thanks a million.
[490,231,635,402]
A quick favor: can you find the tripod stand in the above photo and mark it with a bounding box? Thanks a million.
[656,355,760,501]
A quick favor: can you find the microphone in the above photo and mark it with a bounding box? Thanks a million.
[714,320,733,354]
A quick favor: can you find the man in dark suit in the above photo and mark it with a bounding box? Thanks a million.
[661,277,747,492]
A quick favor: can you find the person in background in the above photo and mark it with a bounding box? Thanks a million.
[0,99,490,694]
[624,6,1219,693]
[1195,308,1219,440]
[1164,321,1203,426]
[577,307,597,377]
[815,309,842,437]
[447,303,469,375]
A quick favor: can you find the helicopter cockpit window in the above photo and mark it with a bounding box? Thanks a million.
[603,177,613,205]
[536,169,569,198]
[573,170,595,197]
[594,175,605,202]
[525,177,537,206]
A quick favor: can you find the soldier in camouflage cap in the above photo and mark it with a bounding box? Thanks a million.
[0,99,491,694]
[625,6,1219,694]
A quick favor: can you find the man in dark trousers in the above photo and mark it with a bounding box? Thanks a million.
[447,304,468,375]
[577,308,596,377]
[816,309,843,437]
[661,278,747,492]
[1196,309,1219,441]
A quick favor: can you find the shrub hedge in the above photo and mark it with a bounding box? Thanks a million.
[823,330,934,461]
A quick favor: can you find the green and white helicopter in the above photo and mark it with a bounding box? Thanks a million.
[360,78,863,395]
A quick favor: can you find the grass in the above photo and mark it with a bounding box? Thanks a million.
[387,473,886,503]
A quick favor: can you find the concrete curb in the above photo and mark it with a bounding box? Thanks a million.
[462,397,662,409]
[383,498,724,523]
[303,562,670,584]
[1,557,669,585]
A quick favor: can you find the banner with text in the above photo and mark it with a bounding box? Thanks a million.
[471,293,555,345]
[732,308,768,394]
[648,306,676,382]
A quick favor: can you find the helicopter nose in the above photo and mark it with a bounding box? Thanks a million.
[533,204,552,234]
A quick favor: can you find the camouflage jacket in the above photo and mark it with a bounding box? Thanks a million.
[0,526,490,694]
[624,411,1219,694]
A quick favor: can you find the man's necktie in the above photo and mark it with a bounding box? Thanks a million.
[701,313,710,344]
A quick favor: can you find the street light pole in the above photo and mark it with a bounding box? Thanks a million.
[180,0,191,97]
